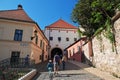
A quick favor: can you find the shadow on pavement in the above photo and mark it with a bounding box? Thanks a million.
[64,61,81,70]
[32,60,82,80]
[55,73,85,78]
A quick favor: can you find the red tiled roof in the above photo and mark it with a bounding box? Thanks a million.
[46,19,77,29]
[0,6,34,23]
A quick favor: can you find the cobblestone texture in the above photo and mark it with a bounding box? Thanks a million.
[33,61,103,80]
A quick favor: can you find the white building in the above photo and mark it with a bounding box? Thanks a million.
[44,19,80,59]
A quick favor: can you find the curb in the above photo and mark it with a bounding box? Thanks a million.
[18,69,37,80]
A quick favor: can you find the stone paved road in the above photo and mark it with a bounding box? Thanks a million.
[33,61,103,80]
[36,70,103,80]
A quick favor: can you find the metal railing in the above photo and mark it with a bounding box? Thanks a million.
[0,58,35,80]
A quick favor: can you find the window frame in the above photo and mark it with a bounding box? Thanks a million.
[74,38,77,41]
[49,37,53,41]
[14,29,23,41]
[66,37,69,41]
[58,37,61,42]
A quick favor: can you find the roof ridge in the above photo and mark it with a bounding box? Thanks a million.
[47,19,60,26]
[0,9,21,12]
[0,7,34,22]
[21,9,34,21]
[46,19,77,29]
[60,19,77,27]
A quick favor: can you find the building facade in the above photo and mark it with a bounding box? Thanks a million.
[0,5,49,64]
[65,37,86,62]
[44,19,79,59]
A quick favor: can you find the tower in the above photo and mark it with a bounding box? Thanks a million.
[44,19,79,59]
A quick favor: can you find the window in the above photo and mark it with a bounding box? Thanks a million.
[45,55,47,59]
[74,38,77,41]
[14,29,23,41]
[39,55,42,60]
[73,48,75,54]
[35,35,38,44]
[49,37,53,41]
[43,42,44,49]
[11,51,20,63]
[78,46,80,52]
[11,51,20,58]
[66,37,69,41]
[58,37,61,42]
[69,50,71,57]
[40,40,42,48]
[46,45,48,51]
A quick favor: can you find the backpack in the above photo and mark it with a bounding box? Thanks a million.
[54,55,60,63]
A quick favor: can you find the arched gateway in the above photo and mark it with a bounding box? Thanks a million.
[51,48,62,59]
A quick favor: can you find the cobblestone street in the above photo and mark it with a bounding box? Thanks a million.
[36,70,102,80]
[33,61,103,80]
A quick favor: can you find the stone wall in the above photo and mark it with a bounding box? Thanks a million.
[83,16,120,77]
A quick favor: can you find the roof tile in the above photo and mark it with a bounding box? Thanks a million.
[46,19,77,29]
[0,8,34,22]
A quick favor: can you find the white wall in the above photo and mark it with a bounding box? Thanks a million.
[44,28,79,51]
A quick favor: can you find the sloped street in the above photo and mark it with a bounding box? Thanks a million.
[32,60,118,80]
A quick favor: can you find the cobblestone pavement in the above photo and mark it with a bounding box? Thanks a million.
[36,70,103,80]
[33,61,103,80]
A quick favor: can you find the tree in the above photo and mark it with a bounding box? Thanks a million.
[72,0,120,39]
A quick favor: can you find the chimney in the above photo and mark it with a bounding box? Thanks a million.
[18,4,23,9]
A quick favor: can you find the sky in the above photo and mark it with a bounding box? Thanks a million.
[0,0,78,30]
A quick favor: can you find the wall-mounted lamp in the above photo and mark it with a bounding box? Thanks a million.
[31,30,38,40]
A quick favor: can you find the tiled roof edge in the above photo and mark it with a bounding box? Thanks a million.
[0,17,35,23]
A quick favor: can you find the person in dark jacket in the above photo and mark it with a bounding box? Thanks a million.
[47,60,53,73]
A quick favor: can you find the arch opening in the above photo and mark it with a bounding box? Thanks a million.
[51,48,62,59]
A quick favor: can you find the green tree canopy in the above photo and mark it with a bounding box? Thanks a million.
[72,0,120,38]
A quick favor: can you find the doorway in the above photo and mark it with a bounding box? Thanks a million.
[51,48,62,59]
[10,51,20,64]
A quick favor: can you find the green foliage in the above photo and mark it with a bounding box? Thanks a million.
[72,0,120,40]
[94,26,103,36]
[77,29,83,37]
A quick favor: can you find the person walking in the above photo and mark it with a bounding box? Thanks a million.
[47,59,53,79]
[47,59,53,71]
[24,54,30,67]
[53,53,60,75]
[62,54,67,70]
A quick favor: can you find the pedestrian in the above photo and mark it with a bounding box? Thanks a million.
[47,59,53,72]
[24,54,30,67]
[47,59,53,79]
[53,53,60,75]
[62,54,67,70]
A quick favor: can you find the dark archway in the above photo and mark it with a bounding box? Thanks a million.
[51,48,62,59]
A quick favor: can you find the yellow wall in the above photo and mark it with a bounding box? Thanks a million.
[0,19,49,64]
[0,40,31,61]
[0,20,33,41]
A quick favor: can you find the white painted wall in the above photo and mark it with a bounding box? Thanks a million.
[44,28,80,51]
